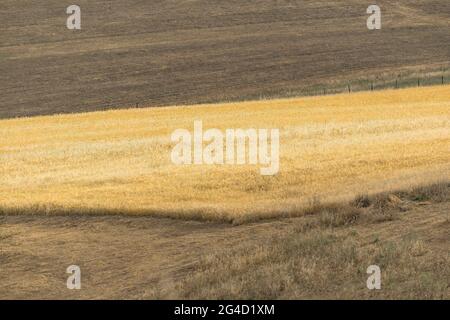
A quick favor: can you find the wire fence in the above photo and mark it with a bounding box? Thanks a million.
[134,71,450,107]
[291,72,450,98]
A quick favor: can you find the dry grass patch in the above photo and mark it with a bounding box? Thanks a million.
[177,231,449,299]
[175,183,450,299]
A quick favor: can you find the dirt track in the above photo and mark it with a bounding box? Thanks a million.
[1,201,448,299]
[1,0,449,118]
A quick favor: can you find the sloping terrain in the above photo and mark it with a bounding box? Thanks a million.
[1,0,449,118]
[1,86,449,222]
[0,184,448,299]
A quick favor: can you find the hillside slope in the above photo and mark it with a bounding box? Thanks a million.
[1,86,449,222]
[1,184,448,299]
[1,0,449,118]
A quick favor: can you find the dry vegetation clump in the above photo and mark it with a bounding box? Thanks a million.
[351,181,450,223]
[317,206,361,228]
[408,182,450,203]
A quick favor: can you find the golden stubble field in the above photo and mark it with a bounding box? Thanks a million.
[1,86,449,222]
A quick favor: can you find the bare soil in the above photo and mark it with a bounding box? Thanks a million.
[1,0,449,118]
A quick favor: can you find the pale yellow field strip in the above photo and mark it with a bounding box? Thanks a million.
[1,86,449,221]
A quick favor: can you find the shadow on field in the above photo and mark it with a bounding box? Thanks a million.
[1,181,448,224]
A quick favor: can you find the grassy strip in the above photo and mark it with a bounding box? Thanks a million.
[1,182,448,225]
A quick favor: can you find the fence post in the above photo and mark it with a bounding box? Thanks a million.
[418,78,420,87]
[395,79,398,89]
[348,84,351,93]
[371,81,374,91]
